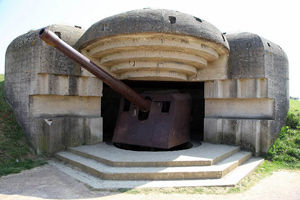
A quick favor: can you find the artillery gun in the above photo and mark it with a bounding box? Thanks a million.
[39,28,191,149]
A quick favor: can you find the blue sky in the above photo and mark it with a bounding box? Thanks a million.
[0,0,299,97]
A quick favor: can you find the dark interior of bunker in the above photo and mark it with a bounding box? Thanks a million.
[101,80,205,146]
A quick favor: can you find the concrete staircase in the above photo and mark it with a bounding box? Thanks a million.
[53,142,264,189]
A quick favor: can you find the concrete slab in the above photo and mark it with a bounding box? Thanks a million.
[55,150,252,180]
[67,142,240,167]
[52,141,263,188]
[50,157,264,189]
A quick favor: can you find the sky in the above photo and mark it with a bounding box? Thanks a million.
[0,0,299,97]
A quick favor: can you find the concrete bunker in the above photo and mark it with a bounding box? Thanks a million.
[5,9,289,156]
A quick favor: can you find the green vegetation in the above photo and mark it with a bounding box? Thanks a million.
[267,99,300,169]
[286,100,300,129]
[267,126,300,169]
[0,74,46,177]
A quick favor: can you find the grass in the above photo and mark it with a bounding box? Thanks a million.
[289,99,300,114]
[267,126,300,169]
[286,99,300,129]
[0,74,46,177]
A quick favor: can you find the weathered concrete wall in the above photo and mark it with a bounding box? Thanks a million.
[203,32,289,155]
[5,25,103,155]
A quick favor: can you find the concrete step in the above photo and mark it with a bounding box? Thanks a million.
[55,150,252,180]
[50,156,264,189]
[67,142,240,167]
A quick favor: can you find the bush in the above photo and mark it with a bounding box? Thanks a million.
[286,112,300,129]
[267,126,300,169]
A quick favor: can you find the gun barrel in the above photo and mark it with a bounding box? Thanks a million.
[39,28,151,112]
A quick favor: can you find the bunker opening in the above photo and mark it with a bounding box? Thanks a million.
[102,80,205,151]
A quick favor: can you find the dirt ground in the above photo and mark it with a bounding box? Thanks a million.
[0,163,299,200]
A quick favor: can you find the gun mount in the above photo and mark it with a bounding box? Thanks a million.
[39,28,191,149]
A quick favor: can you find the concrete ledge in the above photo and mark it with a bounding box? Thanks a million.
[36,74,103,96]
[204,78,268,99]
[205,98,274,119]
[30,95,101,118]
